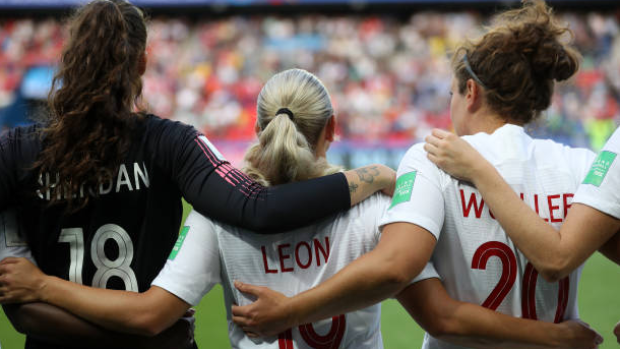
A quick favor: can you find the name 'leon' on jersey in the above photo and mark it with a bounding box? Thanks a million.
[152,193,440,349]
[380,124,595,349]
[0,112,353,349]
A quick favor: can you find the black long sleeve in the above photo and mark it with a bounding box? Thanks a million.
[0,118,351,234]
[146,117,350,232]
[0,126,41,211]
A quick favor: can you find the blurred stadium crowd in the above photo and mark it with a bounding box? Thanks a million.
[1,10,619,165]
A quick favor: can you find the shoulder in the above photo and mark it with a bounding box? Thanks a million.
[604,127,620,152]
[562,145,596,164]
[532,138,595,172]
[354,193,391,216]
[1,124,42,145]
[400,143,427,163]
[324,192,390,244]
[183,210,223,247]
[140,115,208,158]
[533,137,593,157]
[460,131,504,164]
[398,142,447,188]
[143,114,200,140]
[186,210,242,240]
[0,124,43,163]
[185,210,219,231]
[399,143,437,172]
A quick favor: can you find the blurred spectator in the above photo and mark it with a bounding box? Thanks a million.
[1,10,619,157]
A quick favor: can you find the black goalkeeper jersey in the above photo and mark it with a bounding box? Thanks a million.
[0,114,350,349]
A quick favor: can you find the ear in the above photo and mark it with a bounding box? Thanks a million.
[254,122,261,136]
[138,51,147,76]
[465,79,482,112]
[325,115,336,142]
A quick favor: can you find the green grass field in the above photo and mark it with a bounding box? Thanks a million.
[1,251,619,348]
[1,205,619,349]
[1,252,619,348]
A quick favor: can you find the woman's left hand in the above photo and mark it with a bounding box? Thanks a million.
[424,129,488,182]
[0,257,48,304]
[231,281,295,337]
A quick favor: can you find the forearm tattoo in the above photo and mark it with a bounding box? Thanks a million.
[349,182,359,193]
[355,166,381,184]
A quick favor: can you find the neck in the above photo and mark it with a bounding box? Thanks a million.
[467,110,517,135]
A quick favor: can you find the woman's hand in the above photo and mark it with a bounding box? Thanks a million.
[0,257,48,304]
[231,281,295,337]
[424,129,490,182]
[557,319,603,349]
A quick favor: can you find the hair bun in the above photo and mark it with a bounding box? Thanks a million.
[450,0,581,125]
[531,40,579,82]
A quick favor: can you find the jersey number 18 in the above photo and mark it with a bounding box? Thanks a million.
[58,224,139,292]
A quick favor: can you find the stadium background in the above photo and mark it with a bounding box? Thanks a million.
[0,0,619,347]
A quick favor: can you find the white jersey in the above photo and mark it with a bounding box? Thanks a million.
[574,127,620,218]
[0,209,35,263]
[380,124,595,349]
[152,193,439,349]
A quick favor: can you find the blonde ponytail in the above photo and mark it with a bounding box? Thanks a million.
[244,69,341,186]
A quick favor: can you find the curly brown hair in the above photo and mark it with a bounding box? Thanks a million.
[34,0,147,210]
[452,0,580,124]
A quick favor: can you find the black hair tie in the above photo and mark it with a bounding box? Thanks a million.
[276,108,294,121]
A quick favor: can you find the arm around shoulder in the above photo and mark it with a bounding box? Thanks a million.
[598,229,620,266]
[396,278,602,349]
[343,164,396,205]
[231,222,436,336]
[2,303,194,349]
[0,257,190,337]
[537,203,620,281]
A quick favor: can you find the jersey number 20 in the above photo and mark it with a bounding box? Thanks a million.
[58,224,139,292]
[472,241,569,322]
